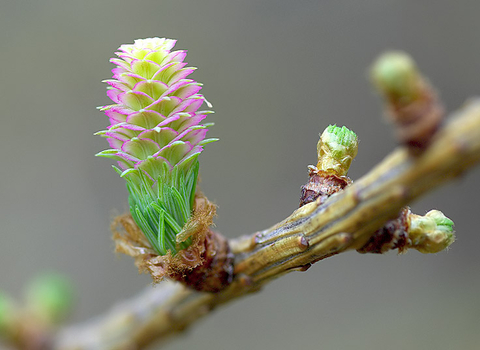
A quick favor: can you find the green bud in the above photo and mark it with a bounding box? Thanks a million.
[317,125,358,176]
[408,210,455,253]
[25,273,74,324]
[370,51,420,103]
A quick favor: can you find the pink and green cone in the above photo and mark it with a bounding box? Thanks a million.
[96,38,216,255]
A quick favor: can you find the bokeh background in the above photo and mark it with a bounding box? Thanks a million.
[1,1,479,349]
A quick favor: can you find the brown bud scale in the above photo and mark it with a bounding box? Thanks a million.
[168,229,234,293]
[300,167,352,207]
[357,207,411,254]
[386,81,444,154]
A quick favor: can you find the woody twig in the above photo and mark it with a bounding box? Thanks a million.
[53,97,480,349]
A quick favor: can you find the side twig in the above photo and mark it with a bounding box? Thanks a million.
[53,99,480,349]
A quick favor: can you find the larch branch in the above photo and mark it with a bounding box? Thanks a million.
[53,99,480,349]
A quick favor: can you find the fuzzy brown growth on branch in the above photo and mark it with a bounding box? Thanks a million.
[113,194,234,292]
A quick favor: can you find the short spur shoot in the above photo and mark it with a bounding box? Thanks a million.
[97,38,233,292]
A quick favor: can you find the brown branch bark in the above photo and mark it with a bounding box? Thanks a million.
[53,99,480,350]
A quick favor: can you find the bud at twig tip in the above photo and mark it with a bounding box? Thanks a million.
[317,125,358,176]
[370,51,420,103]
[25,273,74,324]
[408,210,455,254]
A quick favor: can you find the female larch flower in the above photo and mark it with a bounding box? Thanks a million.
[96,37,216,256]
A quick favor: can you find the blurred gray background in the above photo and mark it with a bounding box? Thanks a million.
[1,0,479,349]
